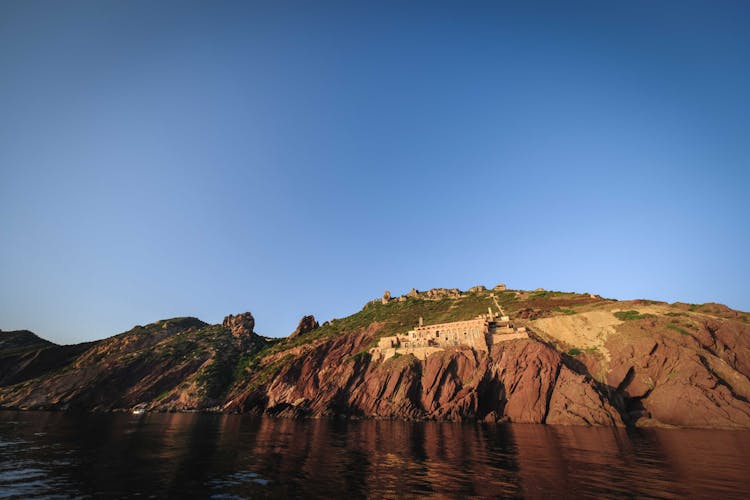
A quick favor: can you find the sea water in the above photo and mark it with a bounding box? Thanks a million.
[1,411,749,498]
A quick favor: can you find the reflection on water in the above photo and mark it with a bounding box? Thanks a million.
[1,411,749,498]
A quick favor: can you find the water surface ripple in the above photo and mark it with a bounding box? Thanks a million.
[1,411,749,498]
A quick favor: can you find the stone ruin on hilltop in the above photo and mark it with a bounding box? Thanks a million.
[370,307,528,361]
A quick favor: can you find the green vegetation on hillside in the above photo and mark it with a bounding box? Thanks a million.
[531,290,569,299]
[265,290,521,357]
[555,307,577,315]
[614,310,654,321]
[668,324,691,336]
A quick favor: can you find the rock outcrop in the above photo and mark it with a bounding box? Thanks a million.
[223,313,255,337]
[290,315,319,338]
[601,321,750,428]
[424,288,461,299]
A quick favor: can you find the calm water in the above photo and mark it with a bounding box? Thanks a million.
[1,412,749,498]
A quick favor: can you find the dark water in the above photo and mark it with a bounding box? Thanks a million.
[1,412,749,499]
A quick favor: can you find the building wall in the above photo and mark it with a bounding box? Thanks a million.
[408,318,490,352]
[370,315,529,360]
[378,336,398,349]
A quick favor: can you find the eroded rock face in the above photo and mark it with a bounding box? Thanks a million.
[229,332,625,426]
[602,324,750,428]
[223,313,255,337]
[290,315,319,338]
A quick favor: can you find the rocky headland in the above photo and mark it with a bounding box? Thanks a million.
[1,287,749,429]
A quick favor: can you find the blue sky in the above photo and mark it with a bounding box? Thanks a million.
[2,1,749,344]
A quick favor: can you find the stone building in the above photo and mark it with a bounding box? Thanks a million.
[370,308,529,361]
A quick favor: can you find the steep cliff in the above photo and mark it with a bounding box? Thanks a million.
[1,288,749,428]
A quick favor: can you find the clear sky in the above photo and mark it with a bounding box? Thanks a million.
[1,1,749,344]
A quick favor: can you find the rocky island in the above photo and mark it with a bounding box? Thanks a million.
[2,285,749,429]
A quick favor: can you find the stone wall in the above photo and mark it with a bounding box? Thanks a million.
[490,332,530,345]
[370,314,529,361]
[372,346,444,361]
[407,318,489,352]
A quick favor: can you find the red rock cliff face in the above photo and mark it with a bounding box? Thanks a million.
[227,328,624,426]
[225,306,750,428]
[601,318,750,428]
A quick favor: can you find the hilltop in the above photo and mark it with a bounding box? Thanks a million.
[1,286,749,428]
